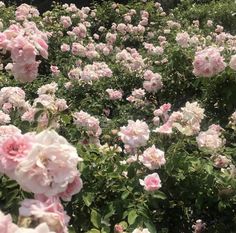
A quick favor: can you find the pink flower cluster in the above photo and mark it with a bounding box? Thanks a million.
[176,32,190,48]
[19,195,70,233]
[21,82,68,129]
[73,110,102,143]
[0,127,83,200]
[154,102,204,136]
[193,47,226,77]
[118,120,150,150]
[229,54,236,71]
[143,70,163,93]
[0,21,48,82]
[106,88,123,100]
[143,42,164,55]
[229,111,236,131]
[196,124,225,151]
[0,87,28,113]
[15,3,39,21]
[68,62,112,82]
[127,88,146,107]
[0,210,54,233]
[0,126,83,232]
[116,48,145,73]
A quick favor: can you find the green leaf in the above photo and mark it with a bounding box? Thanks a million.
[128,209,138,225]
[144,221,157,233]
[152,191,167,200]
[83,193,94,207]
[91,209,101,229]
[121,190,130,200]
[87,229,100,233]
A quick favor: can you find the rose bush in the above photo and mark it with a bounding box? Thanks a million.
[0,0,235,233]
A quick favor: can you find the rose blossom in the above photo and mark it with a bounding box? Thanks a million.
[139,145,166,170]
[196,124,225,151]
[0,133,33,178]
[15,130,83,197]
[0,210,18,233]
[139,173,161,191]
[19,195,69,233]
[118,120,150,149]
[106,89,123,100]
[229,54,236,71]
[15,223,55,233]
[176,32,190,48]
[193,47,226,77]
[132,228,150,233]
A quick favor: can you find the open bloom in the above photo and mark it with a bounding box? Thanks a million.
[15,130,83,197]
[139,145,166,170]
[139,173,161,191]
[193,47,226,77]
[19,195,69,233]
[118,120,150,149]
[0,210,18,233]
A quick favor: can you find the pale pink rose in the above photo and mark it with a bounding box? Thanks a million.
[114,224,124,233]
[15,130,83,196]
[15,4,39,21]
[2,103,13,113]
[139,173,161,191]
[50,66,60,76]
[211,154,231,168]
[143,77,163,93]
[55,99,68,112]
[19,195,69,233]
[154,122,173,134]
[37,82,58,95]
[153,116,160,126]
[60,16,72,28]
[21,108,37,122]
[0,110,10,124]
[192,219,206,233]
[106,89,123,100]
[0,32,9,49]
[106,33,117,44]
[196,124,225,151]
[12,61,40,83]
[9,36,36,63]
[193,47,226,77]
[139,145,166,170]
[59,174,83,201]
[0,125,21,144]
[215,25,223,33]
[60,43,70,52]
[73,111,102,138]
[118,120,150,149]
[207,20,213,27]
[71,43,86,56]
[15,223,55,233]
[229,54,236,71]
[131,88,146,99]
[72,23,87,38]
[0,210,18,233]
[132,228,150,233]
[0,133,33,177]
[33,37,48,59]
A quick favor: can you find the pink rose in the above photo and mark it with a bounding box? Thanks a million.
[59,174,83,201]
[19,195,69,233]
[0,210,18,233]
[139,145,166,170]
[0,133,33,177]
[12,61,40,83]
[139,173,162,191]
